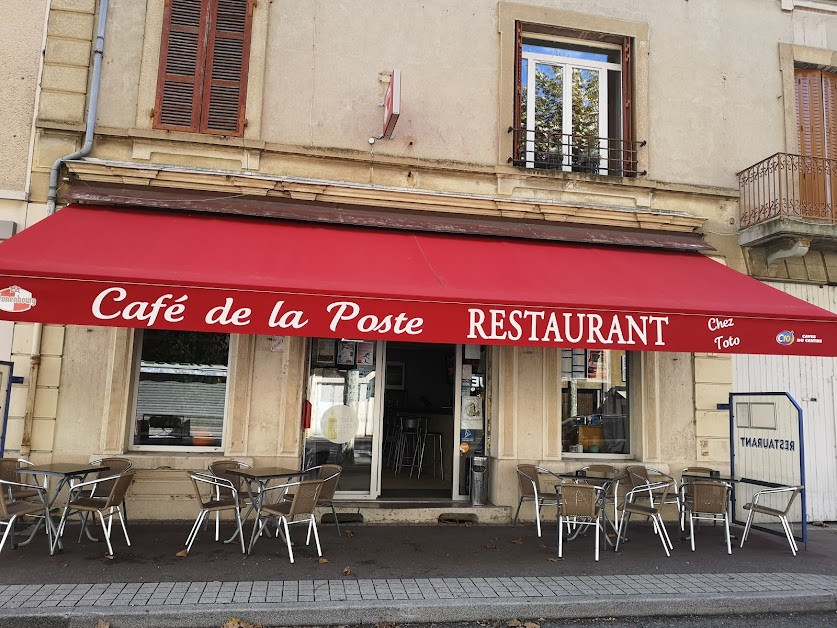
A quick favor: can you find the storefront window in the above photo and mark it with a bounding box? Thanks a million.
[561,349,629,455]
[305,339,378,493]
[131,330,230,450]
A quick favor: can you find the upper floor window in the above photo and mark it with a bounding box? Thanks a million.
[512,24,641,177]
[154,0,254,136]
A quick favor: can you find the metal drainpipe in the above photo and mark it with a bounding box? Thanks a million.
[22,0,109,459]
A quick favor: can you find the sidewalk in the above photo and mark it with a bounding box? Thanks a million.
[1,520,835,627]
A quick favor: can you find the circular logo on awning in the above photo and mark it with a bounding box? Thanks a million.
[0,286,36,313]
[320,405,358,444]
[776,331,794,346]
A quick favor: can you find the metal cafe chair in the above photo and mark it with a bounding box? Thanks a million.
[55,472,136,557]
[257,479,324,563]
[679,467,715,531]
[579,464,621,529]
[513,464,560,538]
[208,459,252,540]
[285,465,343,535]
[183,472,246,555]
[73,457,133,540]
[615,479,675,557]
[0,458,38,501]
[683,479,733,554]
[0,478,53,555]
[625,465,681,522]
[557,481,605,561]
[740,485,805,556]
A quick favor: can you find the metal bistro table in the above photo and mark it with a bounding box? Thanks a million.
[554,470,625,550]
[227,466,305,555]
[16,462,109,553]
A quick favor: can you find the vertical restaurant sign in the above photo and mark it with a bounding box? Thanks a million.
[0,281,834,356]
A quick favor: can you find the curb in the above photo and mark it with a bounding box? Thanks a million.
[3,590,836,628]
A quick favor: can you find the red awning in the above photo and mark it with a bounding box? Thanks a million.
[0,203,833,355]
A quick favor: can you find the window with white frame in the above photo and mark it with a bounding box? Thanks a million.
[130,330,230,451]
[513,24,640,176]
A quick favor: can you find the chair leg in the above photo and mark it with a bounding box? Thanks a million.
[185,510,207,552]
[557,514,563,559]
[116,507,131,546]
[97,511,114,556]
[0,518,15,553]
[513,498,524,527]
[780,516,798,556]
[235,506,246,554]
[595,515,600,562]
[689,511,696,552]
[535,501,542,538]
[740,509,755,548]
[655,514,671,557]
[310,514,322,556]
[282,517,294,563]
[724,513,731,555]
[615,512,626,552]
[331,504,341,536]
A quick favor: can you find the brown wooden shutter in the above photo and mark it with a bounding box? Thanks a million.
[512,21,524,162]
[822,70,837,160]
[200,0,253,136]
[154,0,210,132]
[796,68,826,158]
[621,37,635,174]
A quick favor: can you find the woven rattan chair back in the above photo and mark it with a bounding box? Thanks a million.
[690,480,729,515]
[90,457,133,497]
[101,472,135,509]
[208,460,250,495]
[316,465,342,502]
[625,465,651,489]
[286,480,323,518]
[559,483,598,518]
[516,464,539,499]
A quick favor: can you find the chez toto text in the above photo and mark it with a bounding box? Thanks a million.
[91,288,681,347]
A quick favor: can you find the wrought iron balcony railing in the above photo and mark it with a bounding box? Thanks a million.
[509,127,646,177]
[738,152,837,229]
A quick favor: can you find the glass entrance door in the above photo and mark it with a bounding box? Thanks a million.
[304,339,383,497]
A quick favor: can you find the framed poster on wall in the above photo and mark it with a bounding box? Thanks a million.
[315,339,336,365]
[336,341,356,366]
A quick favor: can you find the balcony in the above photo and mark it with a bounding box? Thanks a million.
[738,153,837,259]
[509,128,646,178]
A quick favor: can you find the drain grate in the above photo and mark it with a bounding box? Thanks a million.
[322,512,364,524]
[438,513,478,525]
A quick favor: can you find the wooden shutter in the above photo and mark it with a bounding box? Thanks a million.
[621,37,635,175]
[796,68,826,158]
[154,0,210,132]
[795,68,828,216]
[200,0,253,135]
[512,21,524,163]
[822,70,837,160]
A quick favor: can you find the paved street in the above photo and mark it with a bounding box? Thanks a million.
[0,521,834,626]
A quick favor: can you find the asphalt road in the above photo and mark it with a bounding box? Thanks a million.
[301,613,837,628]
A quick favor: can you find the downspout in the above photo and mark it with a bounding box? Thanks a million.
[21,0,108,459]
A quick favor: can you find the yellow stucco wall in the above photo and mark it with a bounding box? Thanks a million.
[9,0,835,519]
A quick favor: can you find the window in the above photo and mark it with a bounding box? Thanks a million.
[513,23,639,176]
[561,349,630,455]
[131,330,230,451]
[154,0,254,136]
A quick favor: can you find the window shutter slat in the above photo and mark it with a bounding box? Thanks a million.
[821,70,837,160]
[155,0,209,132]
[201,0,253,136]
[513,21,523,158]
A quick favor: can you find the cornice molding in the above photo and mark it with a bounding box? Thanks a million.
[65,158,707,233]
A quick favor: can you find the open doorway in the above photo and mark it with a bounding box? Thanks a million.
[381,342,455,498]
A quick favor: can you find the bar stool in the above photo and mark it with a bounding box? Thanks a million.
[395,417,425,475]
[416,431,444,479]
